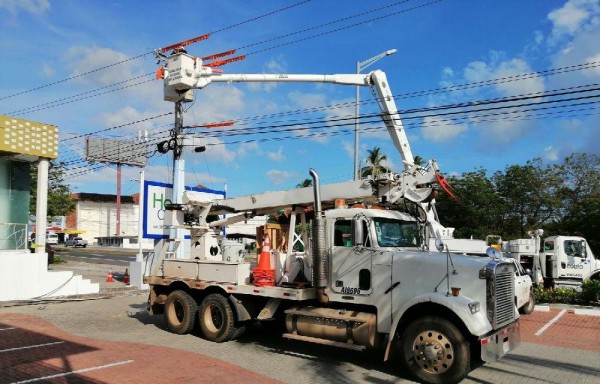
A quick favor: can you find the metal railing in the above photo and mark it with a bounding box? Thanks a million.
[0,222,28,251]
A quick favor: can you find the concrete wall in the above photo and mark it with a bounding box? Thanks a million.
[75,201,138,244]
[0,250,99,301]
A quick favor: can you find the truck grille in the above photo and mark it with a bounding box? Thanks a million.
[485,262,516,329]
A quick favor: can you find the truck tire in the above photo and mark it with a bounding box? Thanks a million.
[164,290,197,335]
[520,290,536,315]
[398,316,470,384]
[199,293,241,343]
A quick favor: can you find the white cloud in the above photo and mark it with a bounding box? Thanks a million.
[236,141,260,158]
[421,116,468,142]
[65,46,141,86]
[99,106,157,134]
[191,84,245,123]
[267,146,286,162]
[266,169,298,185]
[186,136,237,164]
[543,146,560,161]
[548,0,600,42]
[0,0,50,15]
[463,56,544,97]
[41,62,55,77]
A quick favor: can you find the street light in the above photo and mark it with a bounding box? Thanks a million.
[354,49,397,180]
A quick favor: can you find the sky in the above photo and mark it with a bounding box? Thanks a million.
[1,0,599,198]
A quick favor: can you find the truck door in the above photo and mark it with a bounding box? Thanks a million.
[330,219,373,295]
[562,239,590,280]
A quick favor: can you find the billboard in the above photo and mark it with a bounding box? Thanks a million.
[143,180,225,239]
[86,137,146,166]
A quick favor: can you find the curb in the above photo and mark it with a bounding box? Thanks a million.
[0,288,147,308]
[534,304,600,316]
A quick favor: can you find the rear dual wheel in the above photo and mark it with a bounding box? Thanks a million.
[199,293,245,342]
[164,290,197,335]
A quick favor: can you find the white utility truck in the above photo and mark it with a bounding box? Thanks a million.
[504,229,599,289]
[143,45,520,384]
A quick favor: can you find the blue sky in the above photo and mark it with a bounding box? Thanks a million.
[1,0,599,198]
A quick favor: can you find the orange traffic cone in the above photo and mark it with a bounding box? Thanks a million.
[123,268,130,285]
[253,234,275,287]
[106,270,114,283]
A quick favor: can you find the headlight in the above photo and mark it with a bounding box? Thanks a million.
[468,301,481,314]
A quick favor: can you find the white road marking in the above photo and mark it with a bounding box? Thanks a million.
[535,308,567,336]
[0,327,16,331]
[10,360,135,384]
[0,341,64,353]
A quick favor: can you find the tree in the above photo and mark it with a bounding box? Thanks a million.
[492,158,562,238]
[547,153,600,253]
[360,146,391,178]
[30,161,76,219]
[296,179,313,188]
[435,169,503,239]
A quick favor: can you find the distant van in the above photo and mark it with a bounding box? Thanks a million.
[46,233,59,245]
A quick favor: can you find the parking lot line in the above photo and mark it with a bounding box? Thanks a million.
[0,341,64,353]
[9,359,134,384]
[534,308,566,336]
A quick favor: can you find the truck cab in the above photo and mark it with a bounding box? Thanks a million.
[542,236,599,288]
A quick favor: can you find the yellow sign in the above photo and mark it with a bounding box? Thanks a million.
[0,115,58,159]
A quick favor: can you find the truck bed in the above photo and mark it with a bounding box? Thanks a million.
[145,258,317,301]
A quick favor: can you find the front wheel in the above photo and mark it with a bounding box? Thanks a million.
[520,290,536,315]
[164,290,198,335]
[398,316,470,384]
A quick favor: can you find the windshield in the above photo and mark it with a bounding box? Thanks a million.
[374,219,420,247]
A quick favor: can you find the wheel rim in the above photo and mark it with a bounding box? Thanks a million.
[167,299,185,325]
[203,303,224,334]
[412,330,454,374]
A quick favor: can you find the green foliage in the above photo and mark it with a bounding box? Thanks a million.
[30,161,76,219]
[296,179,313,188]
[361,146,391,178]
[533,286,580,305]
[532,281,600,306]
[434,152,599,254]
[436,169,503,239]
[581,280,600,304]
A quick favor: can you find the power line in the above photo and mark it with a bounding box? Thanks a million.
[0,0,313,102]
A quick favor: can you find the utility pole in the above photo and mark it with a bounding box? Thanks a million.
[170,101,186,258]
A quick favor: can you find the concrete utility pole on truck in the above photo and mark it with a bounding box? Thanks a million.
[144,39,521,384]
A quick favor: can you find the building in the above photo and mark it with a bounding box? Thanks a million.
[0,115,98,301]
[64,192,154,249]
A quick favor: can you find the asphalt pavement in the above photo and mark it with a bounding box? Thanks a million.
[1,246,599,383]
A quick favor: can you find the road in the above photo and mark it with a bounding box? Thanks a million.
[56,247,141,267]
[1,294,599,384]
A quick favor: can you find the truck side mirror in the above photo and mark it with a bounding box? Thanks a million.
[351,219,364,246]
[581,240,587,258]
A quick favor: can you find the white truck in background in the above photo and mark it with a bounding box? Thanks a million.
[503,229,600,289]
[143,46,521,384]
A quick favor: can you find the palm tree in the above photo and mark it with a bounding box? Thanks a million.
[361,146,391,178]
[296,179,313,188]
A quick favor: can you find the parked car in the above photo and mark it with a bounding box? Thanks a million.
[46,233,59,245]
[65,237,88,248]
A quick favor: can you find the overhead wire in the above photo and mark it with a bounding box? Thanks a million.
[0,0,313,102]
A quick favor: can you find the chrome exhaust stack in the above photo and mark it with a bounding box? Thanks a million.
[309,168,328,303]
